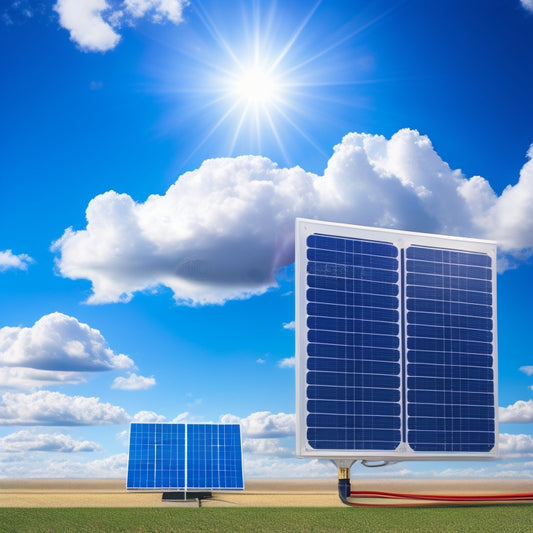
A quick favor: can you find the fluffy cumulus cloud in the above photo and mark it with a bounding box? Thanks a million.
[53,0,188,52]
[243,438,293,458]
[112,372,155,390]
[44,453,128,478]
[499,399,533,423]
[131,410,167,423]
[54,0,121,52]
[499,433,533,458]
[0,430,102,453]
[0,312,132,374]
[0,390,130,425]
[0,367,87,391]
[220,411,295,438]
[53,129,533,306]
[0,453,129,479]
[0,249,33,272]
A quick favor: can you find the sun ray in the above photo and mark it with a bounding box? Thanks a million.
[180,98,242,166]
[194,1,244,71]
[151,1,399,166]
[263,105,290,164]
[229,103,251,155]
[271,102,329,158]
[269,0,322,73]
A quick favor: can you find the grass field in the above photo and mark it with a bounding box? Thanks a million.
[1,506,533,533]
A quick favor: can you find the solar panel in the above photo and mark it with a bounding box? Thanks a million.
[126,423,244,491]
[296,219,497,461]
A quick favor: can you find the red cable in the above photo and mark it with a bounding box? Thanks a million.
[345,490,533,507]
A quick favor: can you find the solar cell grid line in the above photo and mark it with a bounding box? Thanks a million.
[296,218,497,461]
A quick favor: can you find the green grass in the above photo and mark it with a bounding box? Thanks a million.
[1,506,533,533]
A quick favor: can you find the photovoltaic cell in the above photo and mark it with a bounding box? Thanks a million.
[406,245,495,453]
[296,219,497,460]
[305,233,402,452]
[127,423,244,490]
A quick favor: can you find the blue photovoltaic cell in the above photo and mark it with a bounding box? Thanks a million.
[126,423,243,490]
[305,233,402,451]
[405,245,495,453]
[187,424,243,490]
[127,423,185,490]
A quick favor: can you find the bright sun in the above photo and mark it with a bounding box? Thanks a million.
[233,66,281,105]
[161,1,367,163]
[213,52,292,157]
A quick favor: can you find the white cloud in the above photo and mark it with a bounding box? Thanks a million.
[0,250,33,272]
[0,430,102,453]
[243,437,294,458]
[171,411,192,423]
[483,145,533,255]
[243,455,336,479]
[124,0,187,23]
[53,0,188,52]
[129,409,192,424]
[53,156,319,305]
[520,366,533,376]
[0,452,128,479]
[432,466,493,478]
[54,0,121,52]
[131,410,167,423]
[494,464,533,479]
[220,411,295,438]
[0,367,86,391]
[53,130,533,306]
[283,321,295,330]
[520,0,533,13]
[48,453,128,478]
[0,312,133,373]
[499,399,533,423]
[499,433,533,457]
[112,372,155,390]
[278,357,295,368]
[0,391,130,425]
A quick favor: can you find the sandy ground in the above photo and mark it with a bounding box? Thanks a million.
[0,478,531,508]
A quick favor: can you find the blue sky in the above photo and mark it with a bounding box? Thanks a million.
[1,0,533,480]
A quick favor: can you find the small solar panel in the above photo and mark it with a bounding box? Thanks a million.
[296,219,497,461]
[126,423,244,491]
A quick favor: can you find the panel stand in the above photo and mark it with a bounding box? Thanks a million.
[162,491,212,502]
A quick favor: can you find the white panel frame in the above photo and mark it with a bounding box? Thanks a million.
[296,218,498,461]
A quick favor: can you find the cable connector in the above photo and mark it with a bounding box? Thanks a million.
[338,467,351,504]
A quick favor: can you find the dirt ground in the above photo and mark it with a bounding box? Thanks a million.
[0,478,531,508]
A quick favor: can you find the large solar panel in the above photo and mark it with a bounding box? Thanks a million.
[296,219,497,460]
[127,423,244,491]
